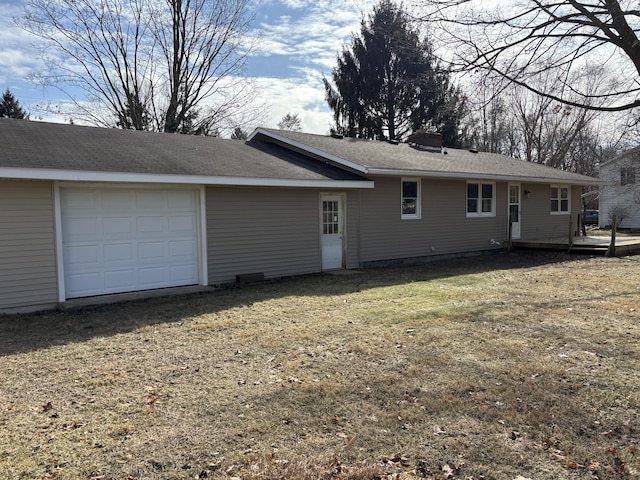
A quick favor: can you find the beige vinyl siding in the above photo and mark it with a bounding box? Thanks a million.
[0,180,58,311]
[359,177,507,264]
[520,184,580,239]
[206,187,322,284]
[345,190,361,269]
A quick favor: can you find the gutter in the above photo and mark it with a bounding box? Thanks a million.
[367,168,604,186]
[0,167,375,189]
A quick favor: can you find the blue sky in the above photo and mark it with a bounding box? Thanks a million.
[0,0,377,135]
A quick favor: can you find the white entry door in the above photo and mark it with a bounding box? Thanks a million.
[320,194,344,270]
[60,187,200,298]
[508,183,521,240]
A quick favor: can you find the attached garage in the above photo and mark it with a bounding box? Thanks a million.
[60,186,202,299]
[0,119,373,312]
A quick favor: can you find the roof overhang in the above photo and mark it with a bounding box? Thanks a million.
[367,168,604,186]
[249,128,370,175]
[249,129,603,186]
[0,167,375,189]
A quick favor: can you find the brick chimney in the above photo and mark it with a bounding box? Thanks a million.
[407,129,442,148]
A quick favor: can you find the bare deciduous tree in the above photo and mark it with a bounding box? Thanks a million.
[19,0,258,133]
[422,0,640,113]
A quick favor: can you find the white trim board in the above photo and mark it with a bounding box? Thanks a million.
[0,167,374,189]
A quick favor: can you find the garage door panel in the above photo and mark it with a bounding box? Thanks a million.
[103,243,134,262]
[170,265,198,282]
[137,216,165,234]
[168,190,196,208]
[103,217,133,236]
[65,245,99,264]
[139,242,165,259]
[105,270,135,289]
[169,215,196,233]
[63,217,99,240]
[66,272,101,296]
[62,190,97,210]
[102,191,132,209]
[169,239,196,257]
[139,267,169,287]
[62,187,200,299]
[136,191,164,209]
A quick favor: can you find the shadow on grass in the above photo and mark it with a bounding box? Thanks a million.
[0,250,583,357]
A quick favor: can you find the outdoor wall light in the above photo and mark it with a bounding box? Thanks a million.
[524,189,532,199]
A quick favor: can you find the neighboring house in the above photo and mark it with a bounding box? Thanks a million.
[599,147,640,229]
[1,119,600,313]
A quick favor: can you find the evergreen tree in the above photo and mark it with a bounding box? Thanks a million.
[0,89,29,119]
[230,127,248,140]
[277,112,302,132]
[323,0,464,145]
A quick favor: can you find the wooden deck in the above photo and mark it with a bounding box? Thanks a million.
[512,235,640,256]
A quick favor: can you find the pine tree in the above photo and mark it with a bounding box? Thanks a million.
[0,89,29,119]
[277,112,302,132]
[230,127,248,140]
[323,0,464,145]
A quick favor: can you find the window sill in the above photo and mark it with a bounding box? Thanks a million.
[466,213,496,218]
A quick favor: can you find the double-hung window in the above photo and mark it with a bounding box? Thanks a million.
[466,182,495,217]
[621,167,636,185]
[401,178,420,219]
[550,185,570,214]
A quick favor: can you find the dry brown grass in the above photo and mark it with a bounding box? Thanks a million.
[1,251,639,479]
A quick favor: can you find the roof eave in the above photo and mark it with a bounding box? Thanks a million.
[367,168,603,185]
[249,128,370,175]
[0,167,375,189]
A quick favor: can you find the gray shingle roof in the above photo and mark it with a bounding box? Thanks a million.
[252,128,601,185]
[0,119,368,184]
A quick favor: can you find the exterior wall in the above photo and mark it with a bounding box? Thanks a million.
[206,187,324,284]
[520,183,581,239]
[345,190,361,269]
[358,177,507,264]
[599,154,640,228]
[0,180,58,312]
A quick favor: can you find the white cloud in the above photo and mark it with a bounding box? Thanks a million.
[250,2,366,62]
[253,75,333,134]
[0,2,44,86]
[0,0,380,135]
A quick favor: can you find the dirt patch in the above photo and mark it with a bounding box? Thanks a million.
[1,251,638,479]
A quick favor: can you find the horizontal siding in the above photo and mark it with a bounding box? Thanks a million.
[206,187,322,284]
[0,180,58,311]
[599,160,640,228]
[345,190,360,269]
[359,177,507,263]
[520,183,579,239]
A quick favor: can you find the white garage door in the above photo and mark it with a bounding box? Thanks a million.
[61,187,200,299]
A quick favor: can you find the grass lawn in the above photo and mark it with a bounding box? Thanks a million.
[0,251,638,479]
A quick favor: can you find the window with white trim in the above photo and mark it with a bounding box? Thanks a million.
[466,182,495,217]
[550,185,570,214]
[401,178,420,219]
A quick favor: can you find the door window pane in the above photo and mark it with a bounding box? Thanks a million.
[323,201,339,235]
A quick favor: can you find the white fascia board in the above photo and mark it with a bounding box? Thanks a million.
[0,167,374,189]
[249,128,369,174]
[367,168,603,185]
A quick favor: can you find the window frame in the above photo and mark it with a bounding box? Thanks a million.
[621,167,636,186]
[466,181,496,217]
[401,177,421,220]
[550,185,570,215]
